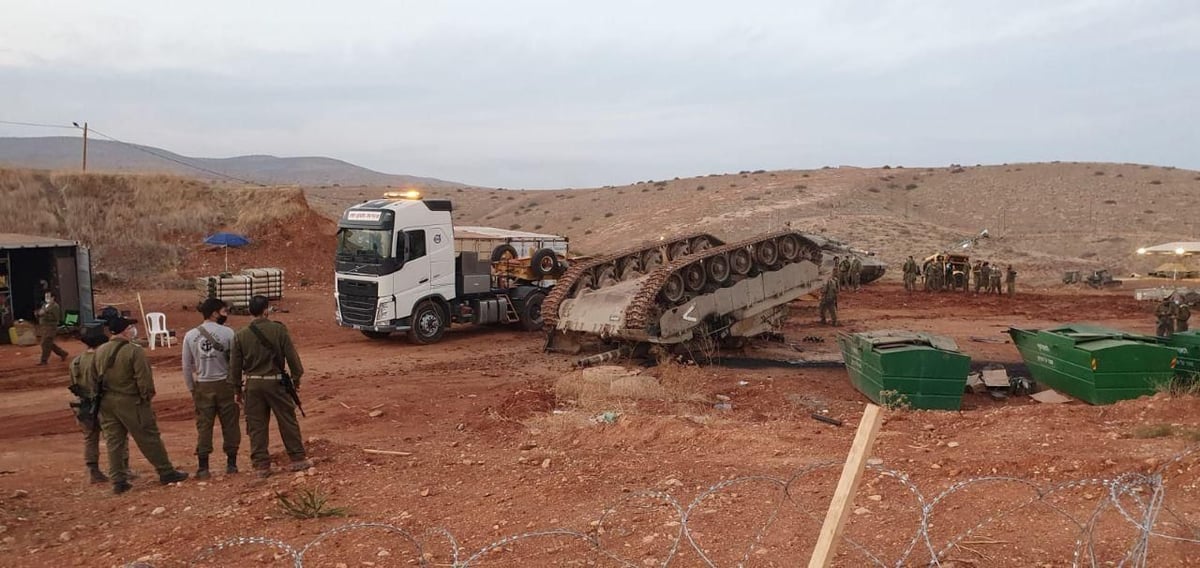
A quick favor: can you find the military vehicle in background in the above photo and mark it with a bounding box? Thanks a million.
[922,230,990,291]
[542,230,883,355]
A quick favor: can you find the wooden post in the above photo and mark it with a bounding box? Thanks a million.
[136,292,146,335]
[808,404,884,568]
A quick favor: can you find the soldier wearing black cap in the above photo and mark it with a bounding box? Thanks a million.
[92,316,188,493]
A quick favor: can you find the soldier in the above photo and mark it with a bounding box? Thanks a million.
[932,256,945,291]
[1006,265,1017,297]
[902,256,917,292]
[989,263,1003,295]
[37,291,68,365]
[839,257,851,290]
[831,256,842,290]
[69,325,122,483]
[1176,300,1191,333]
[819,276,839,326]
[182,298,240,479]
[1154,298,1175,337]
[230,296,310,478]
[973,261,985,294]
[849,256,863,291]
[93,316,189,494]
[922,260,934,291]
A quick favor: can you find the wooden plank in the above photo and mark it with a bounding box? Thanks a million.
[808,403,884,568]
[363,448,413,457]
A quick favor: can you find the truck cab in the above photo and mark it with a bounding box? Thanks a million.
[334,191,567,344]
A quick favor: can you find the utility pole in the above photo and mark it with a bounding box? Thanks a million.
[72,121,88,171]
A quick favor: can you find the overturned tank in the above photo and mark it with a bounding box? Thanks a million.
[543,230,839,353]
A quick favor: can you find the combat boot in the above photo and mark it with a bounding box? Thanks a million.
[195,455,211,480]
[87,464,109,484]
[288,459,313,472]
[112,480,133,494]
[158,469,189,485]
[225,453,238,475]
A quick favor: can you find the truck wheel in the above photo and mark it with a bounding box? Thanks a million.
[518,291,546,331]
[361,330,391,340]
[491,244,518,263]
[406,301,447,344]
[530,248,559,277]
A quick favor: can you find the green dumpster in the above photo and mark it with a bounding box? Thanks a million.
[1162,330,1200,376]
[1008,323,1178,405]
[838,330,971,410]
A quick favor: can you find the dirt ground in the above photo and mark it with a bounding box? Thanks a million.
[0,283,1197,567]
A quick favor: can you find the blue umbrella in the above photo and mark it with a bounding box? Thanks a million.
[203,232,251,247]
[203,232,250,271]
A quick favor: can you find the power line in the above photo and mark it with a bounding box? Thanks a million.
[0,119,76,129]
[84,126,266,186]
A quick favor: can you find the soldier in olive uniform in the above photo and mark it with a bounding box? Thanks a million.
[902,256,917,292]
[1155,299,1176,337]
[37,292,68,365]
[974,262,986,294]
[849,256,862,291]
[819,276,839,326]
[838,257,851,290]
[230,296,310,478]
[989,263,1003,295]
[1176,301,1191,333]
[93,317,189,493]
[69,326,123,483]
[1005,265,1017,297]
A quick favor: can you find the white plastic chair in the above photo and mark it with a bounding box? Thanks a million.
[145,312,169,350]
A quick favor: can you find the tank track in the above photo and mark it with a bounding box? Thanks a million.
[622,230,825,331]
[542,232,723,327]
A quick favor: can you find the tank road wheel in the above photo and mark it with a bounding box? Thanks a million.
[596,265,619,287]
[518,291,546,331]
[707,253,731,284]
[777,235,800,262]
[406,301,447,345]
[642,249,665,272]
[490,244,518,263]
[575,272,597,295]
[668,241,691,261]
[690,237,712,253]
[531,248,559,278]
[661,273,686,303]
[618,257,643,281]
[361,330,391,340]
[683,263,707,292]
[731,248,753,275]
[754,240,779,267]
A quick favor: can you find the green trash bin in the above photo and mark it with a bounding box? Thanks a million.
[838,330,971,410]
[1008,323,1178,405]
[1163,330,1200,377]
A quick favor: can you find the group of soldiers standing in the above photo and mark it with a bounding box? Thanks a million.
[65,295,310,494]
[900,256,1016,296]
[1155,298,1192,337]
[830,255,864,291]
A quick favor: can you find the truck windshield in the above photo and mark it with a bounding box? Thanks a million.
[336,228,393,262]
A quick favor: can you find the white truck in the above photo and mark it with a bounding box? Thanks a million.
[334,191,569,344]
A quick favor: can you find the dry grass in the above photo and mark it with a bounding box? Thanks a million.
[553,362,712,412]
[1131,424,1174,439]
[0,168,309,282]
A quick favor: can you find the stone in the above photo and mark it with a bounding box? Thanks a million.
[368,410,384,418]
[58,532,72,543]
[151,507,166,516]
[947,441,960,448]
[541,458,551,469]
[867,495,882,501]
[10,490,28,499]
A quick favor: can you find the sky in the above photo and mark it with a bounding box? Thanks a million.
[2,0,1198,188]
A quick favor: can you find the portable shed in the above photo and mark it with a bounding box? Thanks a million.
[0,233,95,341]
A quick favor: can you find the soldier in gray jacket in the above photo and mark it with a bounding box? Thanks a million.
[182,298,240,479]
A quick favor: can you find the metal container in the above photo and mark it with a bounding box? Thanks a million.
[1162,330,1200,376]
[1008,323,1178,405]
[838,330,971,410]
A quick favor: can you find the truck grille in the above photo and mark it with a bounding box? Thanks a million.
[337,279,377,325]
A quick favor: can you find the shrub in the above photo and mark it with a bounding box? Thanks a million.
[696,185,706,191]
[604,212,614,218]
[1103,199,1117,205]
[572,216,582,221]
[905,184,919,190]
[744,196,761,201]
[1131,424,1173,439]
[276,489,346,519]
[1149,180,1162,185]
[867,187,880,193]
[509,224,522,229]
[1094,171,1105,176]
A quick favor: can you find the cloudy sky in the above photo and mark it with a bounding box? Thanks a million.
[2,0,1197,188]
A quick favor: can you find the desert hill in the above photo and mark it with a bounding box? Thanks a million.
[0,137,462,188]
[306,162,1200,284]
